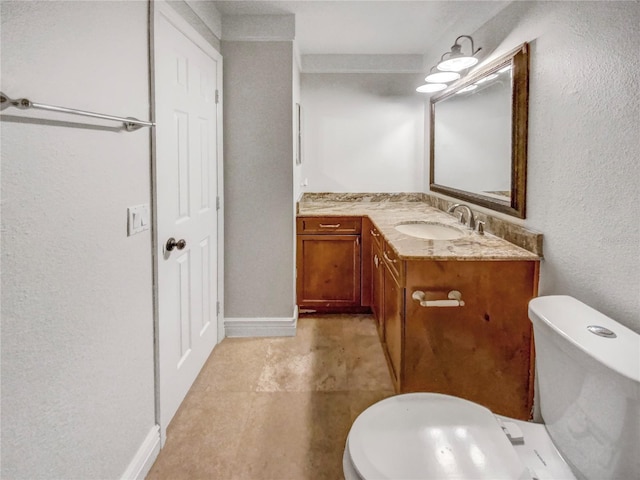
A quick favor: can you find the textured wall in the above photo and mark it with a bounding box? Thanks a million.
[168,0,221,50]
[301,73,426,192]
[1,1,155,478]
[222,41,295,318]
[443,1,640,331]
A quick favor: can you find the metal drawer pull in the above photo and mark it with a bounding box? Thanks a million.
[412,290,465,307]
[370,229,380,237]
[383,251,397,263]
[319,223,341,228]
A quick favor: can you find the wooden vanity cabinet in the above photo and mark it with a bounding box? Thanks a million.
[372,250,539,420]
[296,217,362,309]
[404,260,538,419]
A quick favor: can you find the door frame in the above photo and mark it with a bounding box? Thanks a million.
[149,0,224,443]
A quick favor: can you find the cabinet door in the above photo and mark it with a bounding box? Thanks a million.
[296,234,361,308]
[361,217,373,307]
[384,264,403,389]
[404,260,538,420]
[371,239,384,332]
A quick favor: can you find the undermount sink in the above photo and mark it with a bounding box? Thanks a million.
[394,222,465,240]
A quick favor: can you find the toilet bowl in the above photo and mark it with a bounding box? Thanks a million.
[343,296,640,480]
[343,393,575,480]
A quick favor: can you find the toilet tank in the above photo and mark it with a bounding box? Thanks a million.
[529,296,640,480]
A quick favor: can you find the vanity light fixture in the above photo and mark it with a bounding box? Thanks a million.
[437,35,482,72]
[417,67,460,94]
[416,83,447,93]
[425,67,460,84]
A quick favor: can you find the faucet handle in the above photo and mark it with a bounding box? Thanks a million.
[476,221,485,235]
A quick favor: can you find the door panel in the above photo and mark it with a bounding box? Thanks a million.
[154,2,222,438]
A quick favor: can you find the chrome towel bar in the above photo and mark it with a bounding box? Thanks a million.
[0,92,155,132]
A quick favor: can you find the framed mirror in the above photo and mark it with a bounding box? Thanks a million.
[430,43,529,218]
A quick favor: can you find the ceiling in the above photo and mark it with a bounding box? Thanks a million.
[212,1,511,57]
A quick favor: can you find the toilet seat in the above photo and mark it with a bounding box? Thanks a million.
[346,393,530,480]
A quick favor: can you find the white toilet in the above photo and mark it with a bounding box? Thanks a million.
[343,295,640,479]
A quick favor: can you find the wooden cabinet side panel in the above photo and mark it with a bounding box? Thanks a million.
[372,238,384,334]
[296,234,361,307]
[404,260,539,420]
[361,217,373,307]
[384,264,403,391]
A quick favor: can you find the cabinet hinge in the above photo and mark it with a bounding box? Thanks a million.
[216,301,221,316]
[216,196,220,211]
[215,89,220,104]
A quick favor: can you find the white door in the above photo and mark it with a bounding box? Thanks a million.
[154,1,223,438]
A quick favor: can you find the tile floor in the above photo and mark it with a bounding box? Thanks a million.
[147,314,395,480]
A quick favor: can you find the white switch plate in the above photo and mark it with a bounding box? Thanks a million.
[127,204,150,236]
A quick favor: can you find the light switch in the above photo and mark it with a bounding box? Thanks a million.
[127,204,150,236]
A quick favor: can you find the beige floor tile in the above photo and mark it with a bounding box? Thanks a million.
[233,392,350,480]
[348,390,396,423]
[147,391,254,480]
[191,337,270,392]
[257,335,347,392]
[295,315,346,342]
[346,336,395,391]
[148,314,394,480]
[341,314,379,338]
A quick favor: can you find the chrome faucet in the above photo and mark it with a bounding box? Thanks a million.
[447,203,476,230]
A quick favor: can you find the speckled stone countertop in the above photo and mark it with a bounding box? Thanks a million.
[297,196,540,261]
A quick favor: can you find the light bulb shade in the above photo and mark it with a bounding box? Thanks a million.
[436,35,481,72]
[437,56,478,72]
[416,83,447,93]
[425,71,460,83]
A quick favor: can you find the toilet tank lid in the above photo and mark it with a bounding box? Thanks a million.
[529,295,640,382]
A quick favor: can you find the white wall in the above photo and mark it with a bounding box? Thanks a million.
[222,40,295,319]
[434,1,640,331]
[301,73,426,192]
[1,1,155,478]
[293,48,303,201]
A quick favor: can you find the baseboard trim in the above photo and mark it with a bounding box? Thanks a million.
[224,307,298,337]
[121,424,160,480]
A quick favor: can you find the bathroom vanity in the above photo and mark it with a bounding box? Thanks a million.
[296,195,541,420]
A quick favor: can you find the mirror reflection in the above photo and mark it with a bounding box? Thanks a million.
[433,64,512,200]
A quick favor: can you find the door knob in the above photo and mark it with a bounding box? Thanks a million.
[166,237,186,251]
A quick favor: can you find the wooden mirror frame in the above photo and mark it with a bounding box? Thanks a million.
[430,43,529,218]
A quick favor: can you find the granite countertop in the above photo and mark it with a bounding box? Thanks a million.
[297,199,540,261]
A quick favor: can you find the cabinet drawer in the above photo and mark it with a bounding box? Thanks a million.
[297,217,361,235]
[382,242,404,285]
